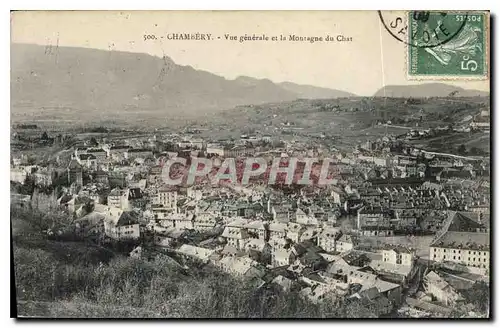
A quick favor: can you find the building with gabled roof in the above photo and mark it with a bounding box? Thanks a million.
[245,238,271,255]
[153,187,178,209]
[193,212,218,232]
[244,220,268,240]
[222,222,250,251]
[271,248,295,268]
[67,159,83,187]
[299,227,321,242]
[176,244,215,263]
[268,222,287,241]
[74,211,105,237]
[217,255,266,279]
[430,211,490,275]
[162,213,194,230]
[286,222,306,243]
[107,187,130,210]
[381,246,415,266]
[336,234,356,253]
[271,204,293,223]
[317,227,342,253]
[103,210,140,240]
[356,206,393,237]
[76,153,97,169]
[154,228,186,248]
[424,271,465,306]
[430,231,489,270]
[347,270,402,304]
[271,274,296,292]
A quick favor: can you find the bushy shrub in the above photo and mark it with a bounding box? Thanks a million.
[14,248,57,301]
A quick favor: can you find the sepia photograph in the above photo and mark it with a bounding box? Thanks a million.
[10,10,491,319]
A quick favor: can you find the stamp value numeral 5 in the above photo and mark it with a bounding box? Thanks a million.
[461,55,478,72]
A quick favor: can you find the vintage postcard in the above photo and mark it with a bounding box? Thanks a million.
[10,10,490,319]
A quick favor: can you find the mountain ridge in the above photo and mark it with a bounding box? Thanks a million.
[11,43,488,123]
[11,43,355,119]
[278,81,356,98]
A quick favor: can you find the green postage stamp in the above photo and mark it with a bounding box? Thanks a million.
[407,11,489,79]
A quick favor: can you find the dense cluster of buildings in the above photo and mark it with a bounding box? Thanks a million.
[10,122,490,317]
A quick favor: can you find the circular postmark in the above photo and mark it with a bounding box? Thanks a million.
[378,11,468,48]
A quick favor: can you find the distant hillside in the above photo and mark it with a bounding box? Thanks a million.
[278,81,355,99]
[197,96,489,154]
[11,44,354,122]
[374,83,489,98]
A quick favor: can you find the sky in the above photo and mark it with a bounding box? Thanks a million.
[11,10,490,96]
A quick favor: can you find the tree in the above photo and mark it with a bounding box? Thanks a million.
[469,147,485,156]
[89,137,98,146]
[461,281,490,313]
[457,144,467,155]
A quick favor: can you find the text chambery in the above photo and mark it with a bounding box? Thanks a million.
[157,33,353,43]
